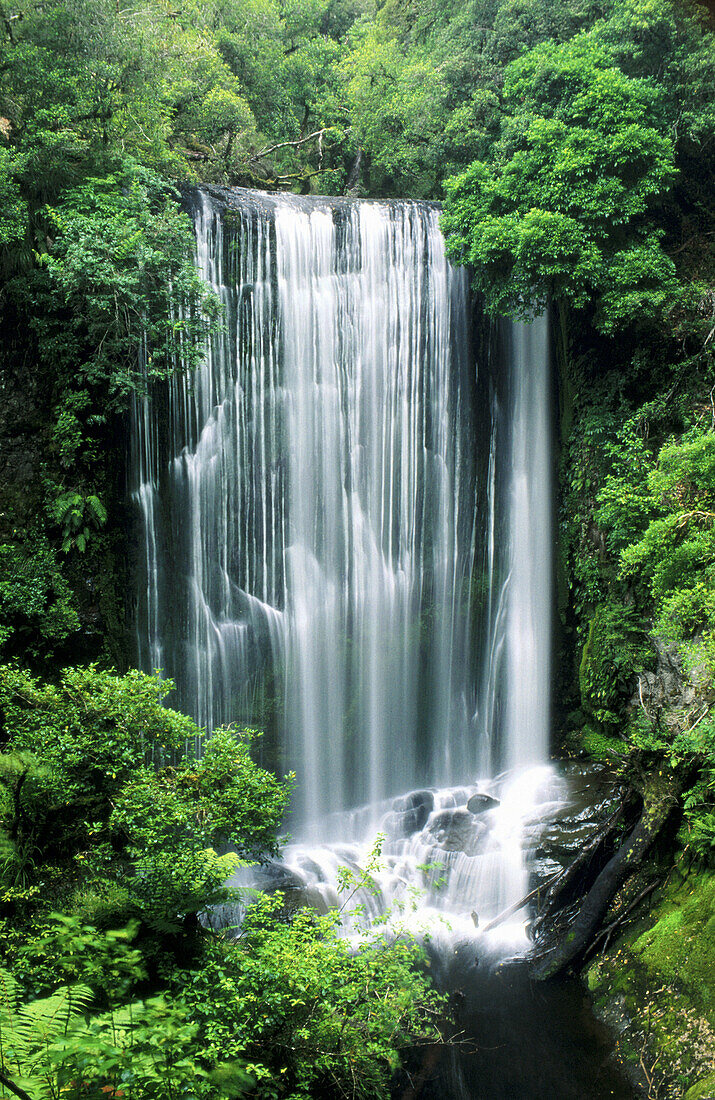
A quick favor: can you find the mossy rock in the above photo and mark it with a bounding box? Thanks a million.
[685,1071,715,1099]
[584,872,715,1096]
[631,872,715,1011]
[581,727,626,761]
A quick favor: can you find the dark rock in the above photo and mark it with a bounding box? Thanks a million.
[294,856,327,880]
[392,789,434,817]
[439,787,472,809]
[467,792,500,815]
[386,789,434,835]
[523,763,627,893]
[260,862,306,892]
[383,807,429,840]
[426,809,487,855]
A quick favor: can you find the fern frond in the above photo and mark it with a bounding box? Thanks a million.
[17,983,92,1047]
[86,495,107,525]
[0,970,20,1017]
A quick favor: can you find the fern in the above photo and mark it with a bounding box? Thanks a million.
[50,491,107,554]
[85,496,107,525]
[0,969,92,1100]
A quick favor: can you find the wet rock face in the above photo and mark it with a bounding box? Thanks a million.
[383,790,435,838]
[525,763,625,888]
[427,808,488,856]
[632,636,701,715]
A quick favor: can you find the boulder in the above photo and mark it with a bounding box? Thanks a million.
[384,789,435,837]
[427,808,488,856]
[392,789,434,818]
[467,792,500,815]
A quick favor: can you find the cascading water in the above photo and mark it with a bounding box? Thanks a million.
[132,186,556,953]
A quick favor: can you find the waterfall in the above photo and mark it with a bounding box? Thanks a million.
[133,189,478,823]
[132,186,555,946]
[476,319,552,776]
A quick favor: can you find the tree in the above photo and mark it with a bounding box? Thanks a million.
[0,666,289,936]
[440,32,677,330]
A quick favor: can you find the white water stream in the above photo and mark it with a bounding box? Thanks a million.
[132,188,555,955]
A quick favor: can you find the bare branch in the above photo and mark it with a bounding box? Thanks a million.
[249,129,326,163]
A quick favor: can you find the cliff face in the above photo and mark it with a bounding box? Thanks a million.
[551,310,715,1094]
[0,351,50,540]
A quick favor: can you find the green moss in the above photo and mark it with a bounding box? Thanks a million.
[632,873,715,1011]
[686,1071,715,1099]
[586,961,603,993]
[587,872,715,1096]
[581,727,627,761]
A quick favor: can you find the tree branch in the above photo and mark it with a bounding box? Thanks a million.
[0,1069,35,1100]
[249,129,326,163]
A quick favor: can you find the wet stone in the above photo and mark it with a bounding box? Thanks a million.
[260,862,306,892]
[467,793,500,815]
[383,807,427,840]
[440,787,472,809]
[386,790,435,836]
[427,809,488,856]
[392,789,434,816]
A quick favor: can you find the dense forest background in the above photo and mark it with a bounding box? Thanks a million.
[0,0,714,1095]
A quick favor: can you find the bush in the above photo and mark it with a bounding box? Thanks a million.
[186,896,445,1100]
[0,666,289,936]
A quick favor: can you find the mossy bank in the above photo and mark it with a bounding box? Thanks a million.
[586,871,715,1098]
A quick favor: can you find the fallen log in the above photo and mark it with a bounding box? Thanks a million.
[481,870,562,933]
[586,877,661,959]
[530,772,681,981]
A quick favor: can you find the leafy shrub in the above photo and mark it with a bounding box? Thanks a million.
[186,895,444,1100]
[0,540,79,661]
[36,166,219,407]
[50,491,107,554]
[0,666,289,935]
[615,428,715,673]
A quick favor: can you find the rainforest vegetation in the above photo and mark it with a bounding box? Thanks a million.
[0,0,714,1095]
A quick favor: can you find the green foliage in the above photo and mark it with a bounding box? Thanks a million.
[579,604,654,729]
[339,28,447,195]
[36,167,218,406]
[0,662,443,1100]
[0,539,79,662]
[612,428,715,657]
[186,894,444,1099]
[588,870,715,1096]
[0,960,248,1100]
[12,915,146,1003]
[595,420,659,555]
[441,27,677,326]
[0,666,289,934]
[0,966,93,1100]
[1,0,714,1090]
[112,728,289,857]
[50,491,107,554]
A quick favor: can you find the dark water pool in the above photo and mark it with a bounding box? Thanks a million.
[395,963,636,1100]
